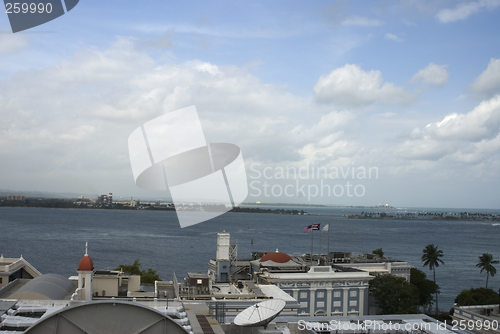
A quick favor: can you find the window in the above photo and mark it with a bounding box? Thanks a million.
[349,300,357,307]
[197,279,202,285]
[350,290,357,297]
[334,291,341,298]
[317,301,325,307]
[317,291,324,298]
[300,292,307,299]
[333,301,341,307]
[300,301,308,308]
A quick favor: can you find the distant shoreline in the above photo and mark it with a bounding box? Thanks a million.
[347,212,500,221]
[0,198,308,215]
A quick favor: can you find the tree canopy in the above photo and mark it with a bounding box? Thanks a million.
[372,248,384,257]
[410,268,439,311]
[455,288,499,306]
[115,259,161,284]
[422,244,444,314]
[476,253,499,289]
[369,274,419,314]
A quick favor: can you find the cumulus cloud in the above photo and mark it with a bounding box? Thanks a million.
[396,96,500,162]
[314,64,414,106]
[290,111,359,162]
[436,0,500,23]
[0,37,364,194]
[385,33,404,42]
[411,63,449,88]
[0,33,28,55]
[470,58,500,99]
[2,35,500,206]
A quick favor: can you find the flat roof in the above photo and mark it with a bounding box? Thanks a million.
[187,273,209,278]
[261,269,372,281]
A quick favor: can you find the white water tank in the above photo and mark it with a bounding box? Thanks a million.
[217,233,230,261]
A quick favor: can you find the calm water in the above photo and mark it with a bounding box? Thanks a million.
[1,206,499,311]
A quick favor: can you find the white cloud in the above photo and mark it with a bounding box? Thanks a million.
[425,97,500,141]
[0,37,365,195]
[436,0,500,23]
[314,64,414,106]
[395,95,500,162]
[385,33,404,42]
[0,33,28,55]
[396,138,455,161]
[376,112,398,118]
[321,3,383,27]
[470,58,500,99]
[1,35,500,207]
[411,63,449,88]
[342,16,383,26]
[290,111,359,162]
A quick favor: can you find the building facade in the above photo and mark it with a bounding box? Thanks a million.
[258,264,371,316]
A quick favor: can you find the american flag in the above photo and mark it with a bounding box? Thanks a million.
[303,223,320,232]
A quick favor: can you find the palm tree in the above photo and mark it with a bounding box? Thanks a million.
[422,244,444,315]
[476,253,499,289]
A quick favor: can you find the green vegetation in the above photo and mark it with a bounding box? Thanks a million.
[369,269,439,315]
[476,253,498,289]
[0,197,82,208]
[115,259,161,284]
[372,248,384,257]
[455,288,499,306]
[410,268,439,312]
[422,244,444,314]
[369,274,419,314]
[230,207,307,215]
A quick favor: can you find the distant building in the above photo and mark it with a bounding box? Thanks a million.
[208,232,414,317]
[98,194,108,204]
[255,253,371,316]
[183,273,210,296]
[6,195,25,201]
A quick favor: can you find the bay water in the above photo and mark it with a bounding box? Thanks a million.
[1,206,499,311]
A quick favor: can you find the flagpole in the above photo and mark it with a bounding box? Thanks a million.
[319,227,322,260]
[310,227,313,266]
[328,224,330,255]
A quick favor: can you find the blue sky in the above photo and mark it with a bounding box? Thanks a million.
[1,0,500,208]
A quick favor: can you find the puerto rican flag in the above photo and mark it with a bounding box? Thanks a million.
[303,223,320,232]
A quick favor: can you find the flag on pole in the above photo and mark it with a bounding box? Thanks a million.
[323,224,330,232]
[303,224,320,232]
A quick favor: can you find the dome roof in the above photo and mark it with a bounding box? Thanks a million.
[260,250,292,264]
[9,274,76,300]
[78,255,94,271]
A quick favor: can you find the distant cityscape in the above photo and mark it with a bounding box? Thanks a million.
[0,194,309,215]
